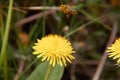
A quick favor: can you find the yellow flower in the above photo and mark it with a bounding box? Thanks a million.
[60,4,78,18]
[32,34,75,67]
[106,38,120,64]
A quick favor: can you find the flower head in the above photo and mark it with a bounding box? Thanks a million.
[32,34,75,67]
[106,38,120,64]
[60,4,78,18]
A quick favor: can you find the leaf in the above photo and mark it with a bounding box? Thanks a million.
[26,61,64,80]
[49,64,64,80]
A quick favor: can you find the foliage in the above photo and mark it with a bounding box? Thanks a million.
[0,0,120,80]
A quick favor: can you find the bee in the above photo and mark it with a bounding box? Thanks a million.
[60,4,78,18]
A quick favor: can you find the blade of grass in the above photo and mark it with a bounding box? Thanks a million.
[42,0,46,36]
[13,26,26,54]
[29,19,41,40]
[0,8,5,38]
[65,20,93,37]
[0,0,13,80]
[19,59,38,79]
[78,9,111,30]
[65,15,110,37]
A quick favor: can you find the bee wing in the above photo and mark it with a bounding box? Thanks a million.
[70,8,78,14]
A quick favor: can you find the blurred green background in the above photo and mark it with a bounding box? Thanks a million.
[0,0,120,80]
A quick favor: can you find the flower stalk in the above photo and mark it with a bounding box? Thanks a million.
[44,65,52,80]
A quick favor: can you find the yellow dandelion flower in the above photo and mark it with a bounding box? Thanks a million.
[60,4,78,18]
[106,38,120,64]
[32,34,75,67]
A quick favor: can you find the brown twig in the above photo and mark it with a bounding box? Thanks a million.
[0,6,60,13]
[92,20,118,80]
[24,6,60,10]
[13,60,25,80]
[0,5,60,10]
[15,10,53,27]
[70,55,77,80]
[0,5,26,13]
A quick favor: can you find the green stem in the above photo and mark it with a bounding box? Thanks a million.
[65,15,108,37]
[79,9,111,30]
[0,0,13,58]
[66,20,93,37]
[0,8,5,38]
[42,0,46,36]
[4,55,7,80]
[44,65,52,80]
[0,0,13,78]
[19,59,38,79]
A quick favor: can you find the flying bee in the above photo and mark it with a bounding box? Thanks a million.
[60,4,78,18]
